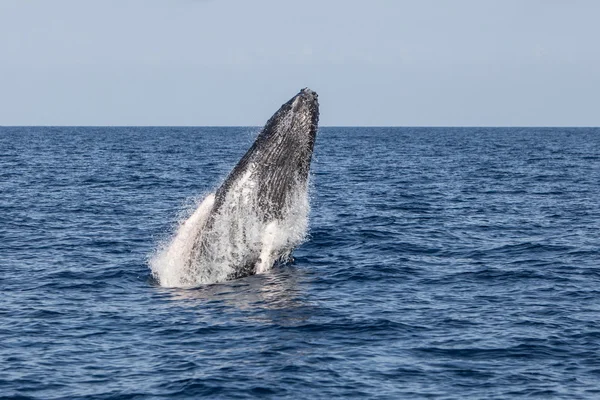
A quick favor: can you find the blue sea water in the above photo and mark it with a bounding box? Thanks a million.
[1,126,600,399]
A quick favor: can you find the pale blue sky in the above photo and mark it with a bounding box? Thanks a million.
[0,0,598,126]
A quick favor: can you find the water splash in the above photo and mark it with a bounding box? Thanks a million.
[149,176,310,288]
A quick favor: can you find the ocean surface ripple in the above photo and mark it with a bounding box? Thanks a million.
[1,127,600,399]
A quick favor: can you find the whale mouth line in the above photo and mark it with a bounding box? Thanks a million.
[150,88,320,287]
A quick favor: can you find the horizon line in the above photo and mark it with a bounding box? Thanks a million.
[1,125,599,129]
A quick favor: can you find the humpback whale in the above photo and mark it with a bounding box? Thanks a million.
[151,88,319,287]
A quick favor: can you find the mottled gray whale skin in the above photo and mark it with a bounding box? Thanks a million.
[194,88,319,280]
[213,88,319,219]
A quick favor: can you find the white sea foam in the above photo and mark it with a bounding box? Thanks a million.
[149,174,310,288]
[149,193,216,287]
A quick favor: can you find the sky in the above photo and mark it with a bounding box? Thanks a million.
[0,0,598,126]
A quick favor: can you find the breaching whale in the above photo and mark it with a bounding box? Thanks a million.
[151,88,319,287]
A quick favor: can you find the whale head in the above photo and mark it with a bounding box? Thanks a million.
[260,88,320,159]
[242,88,319,217]
[288,87,320,134]
[212,88,320,221]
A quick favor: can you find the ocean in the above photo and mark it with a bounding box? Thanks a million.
[1,126,600,399]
